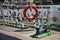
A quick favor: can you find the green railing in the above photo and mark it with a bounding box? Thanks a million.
[50,24,60,28]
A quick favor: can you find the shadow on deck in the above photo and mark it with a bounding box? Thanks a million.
[51,28,60,32]
[0,33,22,40]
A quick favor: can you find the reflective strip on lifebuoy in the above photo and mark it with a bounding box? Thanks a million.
[24,5,38,20]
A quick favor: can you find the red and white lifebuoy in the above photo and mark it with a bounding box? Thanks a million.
[23,5,38,20]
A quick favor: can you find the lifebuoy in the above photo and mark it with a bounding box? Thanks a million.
[24,5,38,20]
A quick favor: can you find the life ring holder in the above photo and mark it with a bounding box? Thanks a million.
[23,5,38,21]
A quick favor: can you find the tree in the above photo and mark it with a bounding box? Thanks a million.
[53,0,60,4]
[0,0,4,3]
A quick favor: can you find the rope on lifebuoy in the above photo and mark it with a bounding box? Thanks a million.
[23,5,38,20]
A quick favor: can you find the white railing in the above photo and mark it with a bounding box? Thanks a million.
[2,3,51,7]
